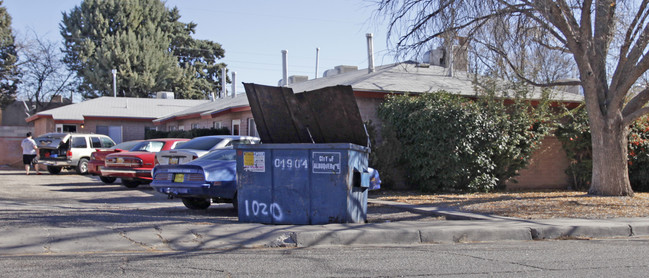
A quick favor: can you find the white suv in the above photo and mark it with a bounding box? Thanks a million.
[35,133,116,174]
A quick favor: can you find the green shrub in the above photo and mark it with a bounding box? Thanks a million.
[376,91,549,193]
[626,116,649,191]
[554,106,592,191]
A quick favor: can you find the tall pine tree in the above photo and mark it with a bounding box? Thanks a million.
[60,0,226,99]
[0,0,19,108]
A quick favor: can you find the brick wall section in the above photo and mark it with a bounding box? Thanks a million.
[506,136,571,190]
[0,126,34,167]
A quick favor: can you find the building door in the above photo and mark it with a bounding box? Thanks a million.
[248,118,258,137]
[232,119,240,135]
[96,125,123,143]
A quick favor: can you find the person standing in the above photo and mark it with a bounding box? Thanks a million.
[21,132,41,175]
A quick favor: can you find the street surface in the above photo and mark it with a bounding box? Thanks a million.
[2,239,649,277]
[2,169,649,277]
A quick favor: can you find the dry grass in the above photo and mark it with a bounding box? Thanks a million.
[370,190,649,219]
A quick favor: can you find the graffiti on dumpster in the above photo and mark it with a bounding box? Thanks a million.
[243,200,283,221]
[312,152,341,174]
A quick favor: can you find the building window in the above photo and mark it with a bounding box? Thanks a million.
[248,118,258,137]
[191,123,199,129]
[56,124,77,132]
[232,119,240,135]
[213,121,222,129]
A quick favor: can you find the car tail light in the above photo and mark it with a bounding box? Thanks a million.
[192,155,198,160]
[154,173,173,181]
[106,157,143,167]
[186,173,205,182]
[67,150,72,157]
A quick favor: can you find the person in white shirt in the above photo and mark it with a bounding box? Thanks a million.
[21,132,41,175]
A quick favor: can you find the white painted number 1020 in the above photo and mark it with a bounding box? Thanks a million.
[244,200,283,221]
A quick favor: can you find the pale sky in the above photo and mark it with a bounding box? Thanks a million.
[5,0,397,95]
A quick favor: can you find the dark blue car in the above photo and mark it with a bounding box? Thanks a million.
[151,149,237,210]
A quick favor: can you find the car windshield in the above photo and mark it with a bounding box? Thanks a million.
[177,137,224,151]
[130,141,165,152]
[111,140,140,151]
[196,149,236,161]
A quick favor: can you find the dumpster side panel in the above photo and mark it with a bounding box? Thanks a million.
[347,149,369,223]
[237,149,274,223]
[310,150,349,224]
[270,149,310,224]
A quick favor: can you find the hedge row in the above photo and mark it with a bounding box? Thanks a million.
[373,90,550,193]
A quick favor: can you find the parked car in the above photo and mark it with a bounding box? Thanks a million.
[151,149,237,210]
[155,135,259,166]
[101,138,189,188]
[36,133,116,174]
[88,140,143,184]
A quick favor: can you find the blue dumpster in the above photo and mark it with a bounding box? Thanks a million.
[235,143,370,224]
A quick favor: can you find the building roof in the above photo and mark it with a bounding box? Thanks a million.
[26,97,210,123]
[153,94,251,124]
[288,61,583,102]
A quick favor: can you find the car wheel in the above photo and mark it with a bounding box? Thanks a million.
[99,176,117,184]
[76,158,89,175]
[47,166,62,174]
[182,197,211,210]
[121,179,140,188]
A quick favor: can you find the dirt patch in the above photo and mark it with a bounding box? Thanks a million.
[370,190,649,219]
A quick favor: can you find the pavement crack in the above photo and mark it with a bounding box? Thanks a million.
[117,230,156,251]
[191,231,204,243]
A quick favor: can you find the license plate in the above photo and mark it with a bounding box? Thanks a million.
[169,157,179,165]
[173,173,184,183]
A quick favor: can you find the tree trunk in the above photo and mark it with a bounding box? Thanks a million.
[588,113,634,196]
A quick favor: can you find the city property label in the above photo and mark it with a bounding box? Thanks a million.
[312,152,341,174]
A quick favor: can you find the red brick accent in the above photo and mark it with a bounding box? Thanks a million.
[506,136,570,190]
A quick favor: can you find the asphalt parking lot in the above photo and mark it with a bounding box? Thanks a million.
[0,168,435,230]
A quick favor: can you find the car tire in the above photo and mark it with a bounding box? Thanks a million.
[182,197,211,210]
[47,166,62,174]
[121,179,140,188]
[99,176,117,184]
[76,158,89,175]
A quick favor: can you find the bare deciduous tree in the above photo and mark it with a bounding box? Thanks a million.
[18,32,76,112]
[375,0,649,196]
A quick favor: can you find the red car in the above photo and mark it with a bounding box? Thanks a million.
[88,140,143,184]
[101,138,189,188]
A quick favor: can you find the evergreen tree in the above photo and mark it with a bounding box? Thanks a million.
[0,0,19,108]
[60,0,226,99]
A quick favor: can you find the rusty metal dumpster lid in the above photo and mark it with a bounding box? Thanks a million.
[243,83,368,146]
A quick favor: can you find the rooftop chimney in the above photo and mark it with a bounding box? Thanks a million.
[221,68,226,98]
[282,50,288,87]
[366,33,375,73]
[231,71,237,98]
[315,47,320,78]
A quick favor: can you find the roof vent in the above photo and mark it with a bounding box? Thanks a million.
[156,92,175,99]
[323,65,358,77]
